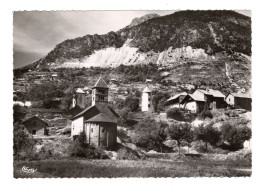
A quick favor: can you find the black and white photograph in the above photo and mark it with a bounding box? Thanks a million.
[12,9,253,178]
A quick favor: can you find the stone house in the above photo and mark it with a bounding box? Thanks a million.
[22,116,49,136]
[166,92,187,108]
[192,89,227,110]
[71,77,119,149]
[180,94,206,113]
[180,88,227,113]
[225,93,252,111]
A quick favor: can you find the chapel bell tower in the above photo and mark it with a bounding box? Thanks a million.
[92,77,109,106]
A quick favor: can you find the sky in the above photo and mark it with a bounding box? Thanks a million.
[13,10,251,69]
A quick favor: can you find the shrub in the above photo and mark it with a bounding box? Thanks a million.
[198,110,213,119]
[13,123,36,161]
[131,117,168,152]
[124,96,140,112]
[221,122,251,151]
[166,108,185,121]
[69,131,108,159]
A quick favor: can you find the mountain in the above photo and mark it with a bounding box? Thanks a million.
[125,13,160,28]
[26,10,251,69]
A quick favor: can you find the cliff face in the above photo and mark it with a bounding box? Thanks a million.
[27,10,251,69]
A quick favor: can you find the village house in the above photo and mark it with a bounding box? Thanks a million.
[22,116,49,136]
[192,89,227,109]
[180,89,226,113]
[71,77,119,149]
[180,93,206,113]
[166,92,187,108]
[225,93,252,111]
[141,86,152,112]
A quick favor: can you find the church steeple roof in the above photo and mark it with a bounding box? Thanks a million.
[93,77,109,89]
[142,86,151,93]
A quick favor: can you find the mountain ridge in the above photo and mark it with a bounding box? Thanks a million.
[23,10,251,69]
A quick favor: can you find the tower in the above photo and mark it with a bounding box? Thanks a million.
[141,86,152,112]
[92,77,109,106]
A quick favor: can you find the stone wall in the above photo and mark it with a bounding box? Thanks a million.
[85,122,117,149]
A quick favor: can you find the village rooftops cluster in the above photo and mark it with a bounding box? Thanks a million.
[167,88,251,113]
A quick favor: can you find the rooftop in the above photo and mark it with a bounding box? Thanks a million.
[72,103,119,123]
[93,77,109,89]
[180,94,205,104]
[230,93,251,98]
[142,86,151,93]
[85,113,115,123]
[22,116,49,126]
[197,89,225,98]
[167,92,187,102]
[76,88,85,94]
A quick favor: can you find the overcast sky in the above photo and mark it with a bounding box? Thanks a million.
[13,10,251,69]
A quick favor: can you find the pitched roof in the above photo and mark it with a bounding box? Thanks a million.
[85,113,115,123]
[189,94,206,102]
[208,89,225,98]
[72,105,95,119]
[93,77,109,89]
[142,86,151,93]
[72,103,119,123]
[197,89,225,98]
[180,94,205,104]
[197,89,211,95]
[76,88,85,94]
[167,92,187,102]
[22,116,49,126]
[230,93,251,99]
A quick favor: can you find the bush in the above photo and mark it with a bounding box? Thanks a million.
[13,123,36,161]
[221,122,251,151]
[69,131,109,159]
[131,118,168,152]
[198,110,213,119]
[166,108,185,121]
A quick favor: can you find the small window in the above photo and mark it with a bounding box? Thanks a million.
[32,130,36,135]
[91,128,93,132]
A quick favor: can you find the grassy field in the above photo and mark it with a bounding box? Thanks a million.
[14,158,251,178]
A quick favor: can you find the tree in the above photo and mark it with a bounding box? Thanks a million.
[118,107,131,125]
[194,122,221,152]
[167,123,191,154]
[13,123,35,161]
[152,91,171,112]
[27,83,63,108]
[183,125,194,154]
[124,96,140,112]
[221,122,251,150]
[13,104,28,123]
[166,108,185,121]
[132,118,167,152]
